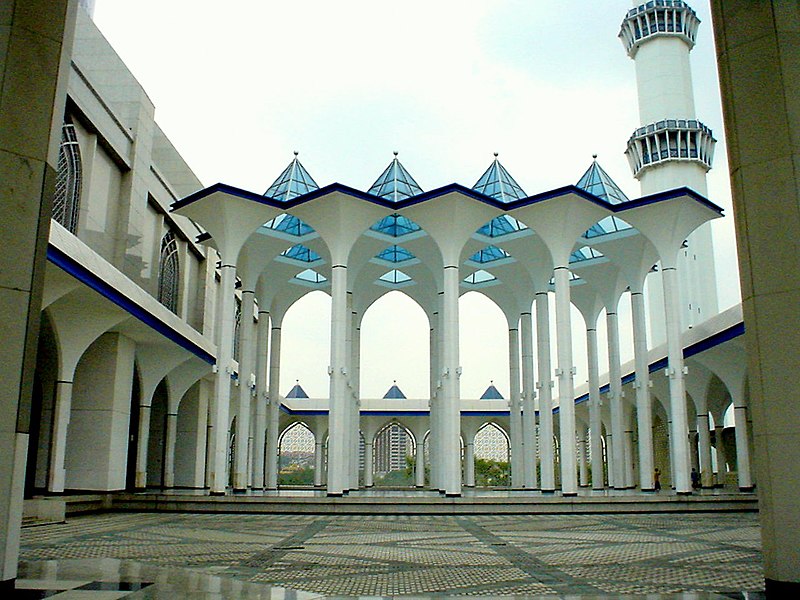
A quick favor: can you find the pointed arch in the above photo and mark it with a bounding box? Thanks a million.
[157,230,180,314]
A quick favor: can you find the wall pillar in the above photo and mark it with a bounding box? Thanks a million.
[733,400,753,491]
[251,309,269,490]
[714,425,727,487]
[586,327,604,490]
[326,264,349,496]
[607,309,626,489]
[440,265,462,496]
[363,440,374,487]
[464,438,475,487]
[313,439,324,487]
[232,290,256,491]
[163,412,178,488]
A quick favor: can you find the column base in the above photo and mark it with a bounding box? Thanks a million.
[541,489,556,494]
[676,491,693,496]
[209,491,226,496]
[592,487,605,491]
[1,579,15,592]
[445,493,461,498]
[562,492,578,497]
[232,488,247,494]
[640,488,656,493]
[415,485,424,489]
[327,492,343,497]
[342,490,350,496]
[739,486,755,492]
[766,578,800,594]
[438,490,446,496]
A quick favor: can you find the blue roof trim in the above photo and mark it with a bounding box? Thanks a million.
[46,245,216,365]
[574,321,745,405]
[615,186,724,216]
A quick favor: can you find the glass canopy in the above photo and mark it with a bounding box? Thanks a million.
[294,269,327,284]
[379,269,413,285]
[368,154,423,202]
[570,245,604,264]
[473,155,528,203]
[463,269,497,285]
[264,153,319,201]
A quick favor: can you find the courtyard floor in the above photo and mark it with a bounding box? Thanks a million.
[15,511,764,598]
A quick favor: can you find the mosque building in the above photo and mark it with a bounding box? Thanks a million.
[6,0,800,594]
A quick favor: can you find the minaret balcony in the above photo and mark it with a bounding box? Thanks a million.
[625,119,715,178]
[619,0,700,58]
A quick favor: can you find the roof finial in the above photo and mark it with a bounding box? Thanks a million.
[293,150,299,157]
[490,379,494,385]
[592,153,598,160]
[393,379,397,384]
[493,152,499,158]
[393,150,399,157]
[296,379,299,384]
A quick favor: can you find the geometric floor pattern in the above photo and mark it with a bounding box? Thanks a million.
[18,512,765,597]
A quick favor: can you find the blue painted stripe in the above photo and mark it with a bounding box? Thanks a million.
[46,245,216,365]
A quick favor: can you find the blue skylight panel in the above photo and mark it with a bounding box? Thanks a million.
[379,269,412,284]
[469,245,510,264]
[370,214,422,238]
[464,270,497,284]
[476,215,526,238]
[295,269,326,284]
[263,213,315,237]
[584,215,632,238]
[376,245,415,263]
[281,244,320,263]
[569,246,604,264]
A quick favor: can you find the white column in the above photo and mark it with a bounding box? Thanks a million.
[209,263,237,494]
[349,314,360,490]
[135,400,152,489]
[606,433,615,488]
[313,439,324,487]
[233,290,256,491]
[715,425,727,487]
[464,438,476,487]
[429,313,440,490]
[624,410,636,488]
[163,412,178,488]
[553,267,578,495]
[415,439,425,488]
[535,292,555,492]
[47,380,73,493]
[520,312,538,489]
[631,289,655,490]
[697,411,713,488]
[264,321,282,490]
[326,264,350,496]
[440,265,462,496]
[507,327,524,488]
[578,429,589,487]
[733,399,753,490]
[252,309,269,490]
[586,328,604,490]
[607,309,626,489]
[662,264,692,494]
[363,439,374,487]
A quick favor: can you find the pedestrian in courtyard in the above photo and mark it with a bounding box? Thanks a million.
[691,468,700,489]
[654,467,661,491]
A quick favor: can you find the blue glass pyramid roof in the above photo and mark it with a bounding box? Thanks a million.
[383,383,407,399]
[480,383,504,400]
[576,158,630,205]
[368,153,423,202]
[577,158,633,238]
[263,213,315,237]
[286,383,309,398]
[476,215,526,238]
[473,155,527,203]
[264,153,319,201]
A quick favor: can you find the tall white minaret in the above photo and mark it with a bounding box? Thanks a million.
[620,1,718,345]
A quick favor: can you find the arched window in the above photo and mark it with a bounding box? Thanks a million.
[157,230,179,313]
[52,122,82,233]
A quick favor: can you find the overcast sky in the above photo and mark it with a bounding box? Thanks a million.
[93,0,740,401]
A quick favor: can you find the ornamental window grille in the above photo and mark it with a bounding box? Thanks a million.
[52,123,82,233]
[157,230,179,313]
